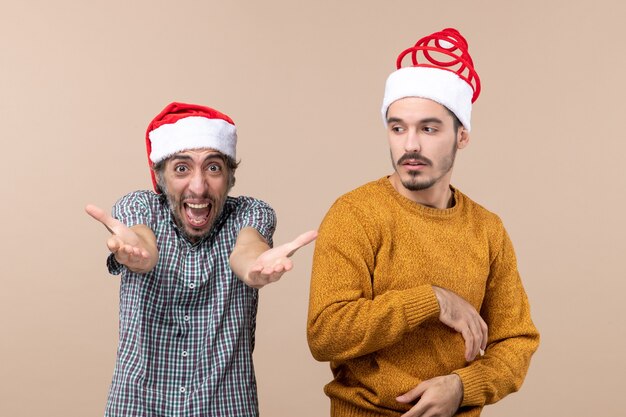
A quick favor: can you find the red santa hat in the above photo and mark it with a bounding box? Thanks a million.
[145,102,237,192]
[381,28,481,131]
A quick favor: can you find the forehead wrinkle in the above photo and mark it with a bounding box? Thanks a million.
[169,151,224,163]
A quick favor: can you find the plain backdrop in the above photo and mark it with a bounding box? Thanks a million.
[1,1,625,416]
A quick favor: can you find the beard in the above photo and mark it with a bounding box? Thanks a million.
[161,186,228,243]
[392,142,457,192]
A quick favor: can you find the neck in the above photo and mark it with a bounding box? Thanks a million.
[389,173,455,209]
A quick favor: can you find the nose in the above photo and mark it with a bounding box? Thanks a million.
[188,170,208,195]
[404,129,421,153]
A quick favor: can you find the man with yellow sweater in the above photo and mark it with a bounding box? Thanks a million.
[307,28,539,417]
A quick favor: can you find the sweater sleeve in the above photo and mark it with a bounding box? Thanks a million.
[453,226,540,407]
[307,199,440,362]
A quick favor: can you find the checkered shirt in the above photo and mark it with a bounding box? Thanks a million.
[103,190,276,417]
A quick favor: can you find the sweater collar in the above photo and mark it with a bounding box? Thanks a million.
[380,176,463,217]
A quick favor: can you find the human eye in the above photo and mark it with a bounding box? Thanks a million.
[423,126,438,134]
[207,163,222,173]
[390,125,405,134]
[174,164,188,173]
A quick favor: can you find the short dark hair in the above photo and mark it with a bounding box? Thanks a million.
[152,153,239,194]
[445,107,463,132]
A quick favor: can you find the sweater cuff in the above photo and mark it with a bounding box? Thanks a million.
[453,367,487,407]
[402,285,440,329]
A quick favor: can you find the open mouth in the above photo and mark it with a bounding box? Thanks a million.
[184,202,212,228]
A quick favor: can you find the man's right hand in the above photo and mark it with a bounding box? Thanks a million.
[85,204,158,274]
[433,286,488,362]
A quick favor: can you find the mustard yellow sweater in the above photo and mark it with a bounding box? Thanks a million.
[307,177,539,417]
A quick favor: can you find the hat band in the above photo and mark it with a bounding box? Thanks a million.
[381,66,473,131]
[149,116,237,163]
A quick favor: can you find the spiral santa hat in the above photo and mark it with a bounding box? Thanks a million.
[381,28,481,131]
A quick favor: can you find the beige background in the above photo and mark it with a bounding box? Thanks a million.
[1,1,624,416]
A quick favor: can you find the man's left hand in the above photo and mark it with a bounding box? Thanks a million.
[396,374,463,417]
[246,230,318,287]
[230,228,318,289]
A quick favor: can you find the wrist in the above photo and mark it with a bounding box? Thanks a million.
[450,372,464,409]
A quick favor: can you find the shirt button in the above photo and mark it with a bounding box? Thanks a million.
[184,315,190,322]
[182,350,188,357]
[189,282,196,289]
[180,386,186,393]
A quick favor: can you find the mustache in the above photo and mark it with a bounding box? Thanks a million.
[397,152,432,166]
[182,194,215,201]
[178,193,219,205]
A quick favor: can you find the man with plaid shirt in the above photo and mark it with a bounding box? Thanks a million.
[86,102,316,416]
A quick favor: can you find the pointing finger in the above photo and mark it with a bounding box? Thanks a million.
[85,204,116,234]
[285,230,318,256]
[85,204,108,223]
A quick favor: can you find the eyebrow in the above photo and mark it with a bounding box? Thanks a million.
[419,117,444,125]
[386,117,444,125]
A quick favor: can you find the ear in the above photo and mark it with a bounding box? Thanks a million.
[456,128,470,149]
